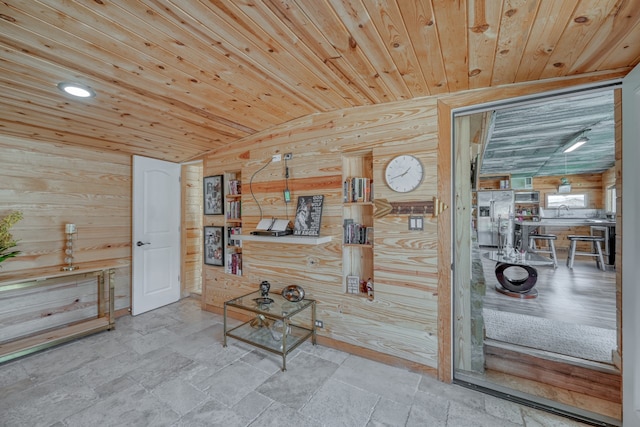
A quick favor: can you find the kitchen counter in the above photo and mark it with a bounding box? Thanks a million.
[517,218,615,228]
[515,218,616,263]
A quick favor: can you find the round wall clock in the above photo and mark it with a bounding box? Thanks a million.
[384,154,424,193]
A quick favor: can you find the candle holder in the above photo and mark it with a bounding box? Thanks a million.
[62,223,78,271]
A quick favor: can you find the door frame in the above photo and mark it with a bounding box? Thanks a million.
[437,74,625,424]
[621,63,640,426]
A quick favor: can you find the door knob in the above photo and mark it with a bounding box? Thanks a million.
[136,241,150,247]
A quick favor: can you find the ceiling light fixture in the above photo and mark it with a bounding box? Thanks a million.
[563,130,590,153]
[57,82,96,98]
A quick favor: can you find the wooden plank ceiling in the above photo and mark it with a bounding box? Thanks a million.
[1,1,639,163]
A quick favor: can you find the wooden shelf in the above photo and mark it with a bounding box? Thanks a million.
[235,234,332,245]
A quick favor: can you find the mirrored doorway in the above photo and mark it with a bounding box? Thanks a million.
[451,87,621,426]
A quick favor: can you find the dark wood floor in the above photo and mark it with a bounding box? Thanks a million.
[480,248,617,331]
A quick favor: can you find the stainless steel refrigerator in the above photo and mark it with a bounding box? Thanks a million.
[477,190,514,247]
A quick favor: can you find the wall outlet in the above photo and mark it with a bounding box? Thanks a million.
[272,154,282,162]
[284,153,293,160]
[315,320,324,328]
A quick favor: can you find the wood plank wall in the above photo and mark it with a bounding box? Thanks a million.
[202,98,441,371]
[0,135,131,310]
[181,163,203,296]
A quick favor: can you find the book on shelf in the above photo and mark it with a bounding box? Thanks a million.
[365,227,373,245]
[346,275,360,294]
[225,252,242,275]
[227,226,242,247]
[226,200,241,219]
[343,177,373,203]
[228,179,241,195]
[343,219,373,245]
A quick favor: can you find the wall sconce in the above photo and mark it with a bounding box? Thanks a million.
[62,223,78,271]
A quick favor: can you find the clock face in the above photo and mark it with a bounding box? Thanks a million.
[384,155,423,193]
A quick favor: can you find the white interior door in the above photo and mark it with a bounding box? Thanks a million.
[132,155,181,315]
[622,64,640,425]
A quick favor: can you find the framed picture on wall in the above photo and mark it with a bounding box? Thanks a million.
[204,226,224,266]
[293,195,324,237]
[204,175,224,215]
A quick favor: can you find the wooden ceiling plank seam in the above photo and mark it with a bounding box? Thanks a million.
[233,0,369,107]
[594,25,640,71]
[13,0,287,129]
[395,0,449,95]
[568,0,640,73]
[262,0,377,105]
[203,97,439,160]
[0,50,249,142]
[0,63,229,141]
[0,94,222,153]
[0,18,266,137]
[513,0,580,82]
[490,0,540,86]
[430,0,470,92]
[165,0,351,111]
[0,120,196,162]
[539,0,621,80]
[362,0,432,97]
[0,107,208,157]
[327,0,414,99]
[294,0,399,102]
[467,0,504,90]
[40,0,302,122]
[85,0,308,123]
[134,0,338,115]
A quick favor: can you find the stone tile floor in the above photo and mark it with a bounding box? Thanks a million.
[0,297,592,426]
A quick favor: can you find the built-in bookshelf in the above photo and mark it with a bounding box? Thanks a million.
[342,151,374,299]
[225,172,242,276]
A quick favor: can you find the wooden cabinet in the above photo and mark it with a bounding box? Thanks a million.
[225,171,242,276]
[342,151,374,298]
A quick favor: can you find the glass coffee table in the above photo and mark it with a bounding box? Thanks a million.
[483,250,554,299]
[223,290,316,371]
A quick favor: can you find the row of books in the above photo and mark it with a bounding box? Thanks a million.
[343,177,373,203]
[228,179,241,195]
[226,201,241,219]
[227,226,242,247]
[225,252,242,276]
[343,219,373,245]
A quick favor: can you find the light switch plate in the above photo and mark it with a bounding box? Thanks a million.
[409,216,424,231]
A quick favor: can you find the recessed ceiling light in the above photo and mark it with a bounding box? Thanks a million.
[57,82,96,98]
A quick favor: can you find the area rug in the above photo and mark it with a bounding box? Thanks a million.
[483,308,616,363]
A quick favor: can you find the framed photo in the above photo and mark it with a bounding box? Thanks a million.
[204,226,224,266]
[204,175,224,215]
[293,195,324,237]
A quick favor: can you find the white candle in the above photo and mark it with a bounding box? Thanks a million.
[65,223,76,234]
